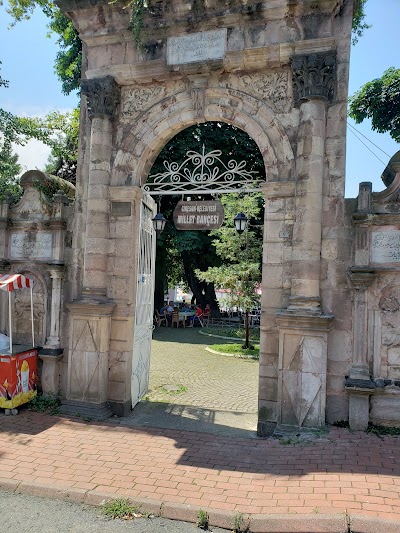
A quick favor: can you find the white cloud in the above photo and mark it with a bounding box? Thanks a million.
[13,139,52,175]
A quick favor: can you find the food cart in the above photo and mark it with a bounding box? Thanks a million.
[0,274,37,415]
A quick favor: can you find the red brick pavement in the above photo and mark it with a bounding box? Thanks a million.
[1,411,400,530]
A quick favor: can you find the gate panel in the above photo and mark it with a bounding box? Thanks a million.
[131,195,156,408]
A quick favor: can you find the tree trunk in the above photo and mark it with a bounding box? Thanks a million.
[181,250,218,311]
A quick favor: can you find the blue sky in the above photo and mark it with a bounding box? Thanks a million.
[0,0,398,198]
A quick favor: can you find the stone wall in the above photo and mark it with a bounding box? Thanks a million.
[0,171,74,393]
[56,0,357,426]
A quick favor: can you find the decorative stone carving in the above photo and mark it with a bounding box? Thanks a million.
[291,52,336,105]
[380,286,400,349]
[240,72,289,111]
[81,76,120,120]
[190,87,205,118]
[122,86,166,117]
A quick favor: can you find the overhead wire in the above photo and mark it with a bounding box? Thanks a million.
[346,121,388,166]
[347,122,392,157]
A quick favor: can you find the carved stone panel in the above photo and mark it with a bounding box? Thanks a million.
[379,286,400,378]
[9,232,53,260]
[240,72,290,112]
[121,86,166,118]
[278,328,327,428]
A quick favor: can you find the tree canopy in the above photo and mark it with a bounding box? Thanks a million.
[149,121,265,310]
[349,67,400,143]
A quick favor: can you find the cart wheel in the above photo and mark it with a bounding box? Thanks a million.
[4,409,11,416]
[11,408,18,416]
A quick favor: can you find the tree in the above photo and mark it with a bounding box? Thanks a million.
[149,121,265,311]
[349,67,400,143]
[352,0,370,45]
[44,108,79,183]
[196,193,263,349]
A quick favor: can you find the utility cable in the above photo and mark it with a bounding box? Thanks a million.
[347,124,387,166]
[347,121,391,158]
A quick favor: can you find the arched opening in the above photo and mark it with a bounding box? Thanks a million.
[136,121,266,436]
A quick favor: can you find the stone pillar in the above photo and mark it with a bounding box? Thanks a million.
[289,52,336,313]
[44,269,64,351]
[345,270,376,430]
[39,268,64,395]
[62,76,119,419]
[80,75,120,299]
[272,52,336,430]
[257,181,295,437]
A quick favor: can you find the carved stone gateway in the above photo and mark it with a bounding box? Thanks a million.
[55,0,362,430]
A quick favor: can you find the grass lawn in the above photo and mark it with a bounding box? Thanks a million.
[208,343,259,359]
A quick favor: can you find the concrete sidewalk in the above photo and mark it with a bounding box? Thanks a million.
[1,410,400,533]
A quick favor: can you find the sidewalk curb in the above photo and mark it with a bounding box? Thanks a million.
[2,479,400,533]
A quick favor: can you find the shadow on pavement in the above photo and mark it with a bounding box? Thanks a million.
[116,400,258,439]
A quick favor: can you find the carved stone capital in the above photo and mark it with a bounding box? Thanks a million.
[81,76,120,120]
[291,51,336,105]
[347,269,376,290]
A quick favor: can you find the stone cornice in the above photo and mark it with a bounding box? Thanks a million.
[352,213,400,226]
[83,39,337,85]
[261,181,295,199]
[347,268,376,289]
[275,311,334,331]
[109,186,143,202]
[67,301,116,316]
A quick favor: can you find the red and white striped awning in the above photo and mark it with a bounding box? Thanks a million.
[0,274,33,292]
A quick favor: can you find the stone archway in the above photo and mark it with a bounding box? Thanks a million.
[113,86,295,187]
[58,0,354,430]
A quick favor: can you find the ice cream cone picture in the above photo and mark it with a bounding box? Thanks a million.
[21,360,29,393]
[3,379,11,401]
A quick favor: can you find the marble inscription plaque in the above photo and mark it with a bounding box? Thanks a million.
[167,29,227,65]
[10,232,53,260]
[371,230,400,263]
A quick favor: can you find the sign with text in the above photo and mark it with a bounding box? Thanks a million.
[173,200,224,230]
[167,29,227,65]
[371,230,400,263]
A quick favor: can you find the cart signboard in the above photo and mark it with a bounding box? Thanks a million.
[0,349,37,409]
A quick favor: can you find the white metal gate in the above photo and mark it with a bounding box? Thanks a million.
[131,194,156,408]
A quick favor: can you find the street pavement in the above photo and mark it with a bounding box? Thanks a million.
[0,489,228,532]
[1,328,400,532]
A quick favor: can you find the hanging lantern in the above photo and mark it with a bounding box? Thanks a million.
[152,212,167,235]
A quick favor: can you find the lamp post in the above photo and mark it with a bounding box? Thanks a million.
[152,212,167,236]
[234,212,254,349]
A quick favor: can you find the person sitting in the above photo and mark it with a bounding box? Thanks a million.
[189,305,203,327]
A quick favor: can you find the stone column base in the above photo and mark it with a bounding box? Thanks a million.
[38,351,63,395]
[345,378,376,431]
[275,311,333,428]
[109,400,132,418]
[60,399,112,420]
